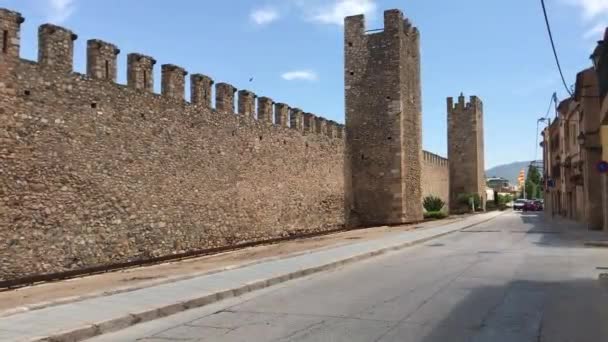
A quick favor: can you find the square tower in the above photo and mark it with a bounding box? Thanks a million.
[447,94,486,212]
[344,9,423,227]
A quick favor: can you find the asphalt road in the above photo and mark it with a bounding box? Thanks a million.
[89,211,608,341]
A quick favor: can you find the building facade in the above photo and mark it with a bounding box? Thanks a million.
[542,67,603,229]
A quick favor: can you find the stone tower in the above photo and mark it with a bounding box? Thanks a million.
[447,94,486,211]
[344,9,423,227]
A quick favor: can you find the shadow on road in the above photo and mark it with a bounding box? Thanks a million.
[416,279,608,342]
[409,212,608,341]
[514,211,608,248]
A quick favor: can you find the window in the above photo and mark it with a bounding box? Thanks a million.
[570,123,577,148]
[105,60,109,79]
[2,30,8,54]
[143,70,147,87]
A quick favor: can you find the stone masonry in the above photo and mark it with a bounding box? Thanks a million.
[448,94,486,212]
[344,10,424,227]
[1,6,464,282]
[0,8,345,282]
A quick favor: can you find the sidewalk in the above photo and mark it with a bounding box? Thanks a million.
[0,211,503,342]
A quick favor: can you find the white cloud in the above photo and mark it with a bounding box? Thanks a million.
[250,7,280,25]
[310,0,377,26]
[564,0,608,20]
[281,70,319,81]
[562,0,608,40]
[47,0,76,24]
[583,22,607,39]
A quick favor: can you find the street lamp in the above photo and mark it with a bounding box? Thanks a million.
[577,132,586,146]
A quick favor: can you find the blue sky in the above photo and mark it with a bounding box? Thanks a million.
[2,0,607,168]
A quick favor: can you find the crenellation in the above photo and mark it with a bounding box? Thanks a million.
[0,8,24,64]
[290,107,304,131]
[0,8,24,99]
[238,90,256,117]
[257,96,274,123]
[215,82,237,113]
[38,24,77,73]
[190,73,213,108]
[336,124,344,139]
[303,112,316,134]
[127,53,156,92]
[327,121,337,138]
[274,102,289,127]
[344,14,365,37]
[315,116,327,135]
[161,64,187,100]
[383,9,404,33]
[86,39,119,82]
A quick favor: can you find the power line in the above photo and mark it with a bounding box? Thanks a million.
[540,0,573,96]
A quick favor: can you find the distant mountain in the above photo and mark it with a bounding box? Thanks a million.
[485,161,533,185]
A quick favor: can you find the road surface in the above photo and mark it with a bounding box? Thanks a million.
[90,211,608,341]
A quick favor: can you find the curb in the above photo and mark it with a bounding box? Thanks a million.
[33,212,503,342]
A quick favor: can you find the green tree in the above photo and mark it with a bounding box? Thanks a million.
[525,179,537,200]
[526,165,542,199]
[527,165,541,185]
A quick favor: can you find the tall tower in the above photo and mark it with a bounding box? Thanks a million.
[344,9,423,227]
[447,94,486,211]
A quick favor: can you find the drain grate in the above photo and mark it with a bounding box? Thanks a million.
[460,230,500,233]
[585,241,608,248]
[478,251,501,254]
[427,243,445,247]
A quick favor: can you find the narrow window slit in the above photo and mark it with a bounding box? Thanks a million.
[105,60,110,79]
[2,30,8,54]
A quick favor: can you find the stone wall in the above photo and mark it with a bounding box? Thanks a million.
[344,9,423,227]
[0,8,344,282]
[421,151,449,209]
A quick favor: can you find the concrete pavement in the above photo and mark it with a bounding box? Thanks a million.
[0,211,502,341]
[89,211,608,341]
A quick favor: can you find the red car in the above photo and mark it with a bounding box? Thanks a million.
[523,200,540,212]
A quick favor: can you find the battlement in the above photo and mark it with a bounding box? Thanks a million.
[423,150,449,167]
[0,7,342,139]
[447,93,483,112]
[344,9,419,38]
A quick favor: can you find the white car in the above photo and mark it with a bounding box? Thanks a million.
[513,199,527,211]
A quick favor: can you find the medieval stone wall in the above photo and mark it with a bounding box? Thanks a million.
[0,8,344,282]
[421,151,449,209]
[0,6,455,282]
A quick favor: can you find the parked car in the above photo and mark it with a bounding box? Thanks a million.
[523,200,539,212]
[513,199,527,211]
[533,200,543,211]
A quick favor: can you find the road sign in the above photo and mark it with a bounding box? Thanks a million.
[597,161,608,173]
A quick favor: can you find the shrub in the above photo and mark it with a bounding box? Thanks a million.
[423,196,445,212]
[497,194,513,206]
[424,211,448,220]
[456,193,481,209]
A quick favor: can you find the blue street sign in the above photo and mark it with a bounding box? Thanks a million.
[597,161,608,174]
